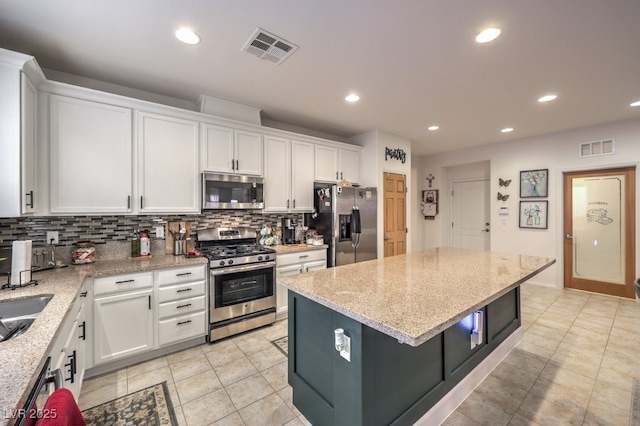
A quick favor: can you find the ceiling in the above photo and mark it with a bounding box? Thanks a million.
[1,0,639,156]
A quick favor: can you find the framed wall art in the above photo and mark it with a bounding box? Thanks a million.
[520,169,548,198]
[421,189,438,219]
[519,201,548,229]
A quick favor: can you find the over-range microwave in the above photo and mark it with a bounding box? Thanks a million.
[202,172,264,210]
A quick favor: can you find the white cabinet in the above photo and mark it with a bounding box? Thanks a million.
[93,272,154,365]
[137,112,199,213]
[275,249,327,317]
[264,137,314,212]
[314,145,359,184]
[21,73,37,214]
[201,123,263,175]
[49,95,133,213]
[157,265,208,347]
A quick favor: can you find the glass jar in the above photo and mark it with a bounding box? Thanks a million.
[72,241,95,264]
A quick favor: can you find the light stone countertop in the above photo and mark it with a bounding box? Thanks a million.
[272,244,328,254]
[0,254,207,424]
[278,247,555,347]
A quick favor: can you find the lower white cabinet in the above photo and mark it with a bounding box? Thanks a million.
[93,272,154,365]
[275,249,327,316]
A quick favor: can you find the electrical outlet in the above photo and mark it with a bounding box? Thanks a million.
[46,231,59,245]
[155,226,165,239]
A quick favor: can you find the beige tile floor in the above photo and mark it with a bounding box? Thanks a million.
[79,283,640,425]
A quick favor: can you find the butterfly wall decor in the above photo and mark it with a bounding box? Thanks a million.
[499,178,512,187]
[497,192,510,201]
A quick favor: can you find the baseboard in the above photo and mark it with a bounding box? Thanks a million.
[414,327,523,425]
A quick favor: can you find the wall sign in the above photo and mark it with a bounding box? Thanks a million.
[385,147,406,164]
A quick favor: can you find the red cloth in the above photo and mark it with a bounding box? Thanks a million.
[37,388,86,426]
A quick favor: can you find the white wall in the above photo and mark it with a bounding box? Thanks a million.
[351,130,413,258]
[417,117,640,288]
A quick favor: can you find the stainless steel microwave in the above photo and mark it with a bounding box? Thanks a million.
[202,173,264,210]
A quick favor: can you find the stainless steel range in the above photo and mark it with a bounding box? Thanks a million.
[197,227,276,342]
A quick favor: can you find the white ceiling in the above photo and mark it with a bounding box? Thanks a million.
[1,0,639,156]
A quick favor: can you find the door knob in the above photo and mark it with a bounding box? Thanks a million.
[565,234,574,239]
[384,236,390,241]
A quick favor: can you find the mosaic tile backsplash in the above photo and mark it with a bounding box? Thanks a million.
[0,211,304,247]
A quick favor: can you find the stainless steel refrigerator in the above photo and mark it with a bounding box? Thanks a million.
[307,184,377,267]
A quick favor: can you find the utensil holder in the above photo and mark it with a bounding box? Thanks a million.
[173,240,186,256]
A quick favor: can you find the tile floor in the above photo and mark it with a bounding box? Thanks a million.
[79,283,640,425]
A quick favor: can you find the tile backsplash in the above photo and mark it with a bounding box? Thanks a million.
[0,211,304,246]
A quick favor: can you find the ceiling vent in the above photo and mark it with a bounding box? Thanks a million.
[242,28,298,65]
[579,139,615,158]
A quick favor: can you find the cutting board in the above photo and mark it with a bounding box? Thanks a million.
[165,221,192,254]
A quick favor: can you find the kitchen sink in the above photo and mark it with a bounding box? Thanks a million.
[0,294,53,342]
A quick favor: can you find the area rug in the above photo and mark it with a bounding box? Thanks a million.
[632,378,640,426]
[272,336,288,356]
[82,381,177,426]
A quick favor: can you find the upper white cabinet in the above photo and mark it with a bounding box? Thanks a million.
[201,123,263,176]
[21,73,37,214]
[137,112,199,213]
[314,145,359,184]
[0,49,43,217]
[264,136,314,212]
[50,95,133,213]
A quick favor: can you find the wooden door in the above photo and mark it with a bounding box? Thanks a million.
[563,167,636,298]
[384,172,406,257]
[451,180,490,250]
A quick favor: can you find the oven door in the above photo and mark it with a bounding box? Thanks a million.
[210,261,276,323]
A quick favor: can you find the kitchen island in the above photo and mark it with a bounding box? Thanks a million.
[278,247,555,426]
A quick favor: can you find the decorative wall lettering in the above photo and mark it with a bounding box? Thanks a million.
[385,147,406,164]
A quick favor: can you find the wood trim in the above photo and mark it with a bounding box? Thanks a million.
[563,167,636,298]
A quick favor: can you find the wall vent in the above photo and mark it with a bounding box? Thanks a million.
[579,139,615,158]
[242,28,298,65]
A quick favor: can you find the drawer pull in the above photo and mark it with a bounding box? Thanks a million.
[176,303,192,309]
[299,255,309,259]
[176,288,192,293]
[176,272,192,277]
[115,279,135,284]
[177,320,192,326]
[80,291,88,297]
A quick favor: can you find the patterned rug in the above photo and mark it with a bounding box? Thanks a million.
[632,378,640,426]
[272,336,288,356]
[82,382,177,426]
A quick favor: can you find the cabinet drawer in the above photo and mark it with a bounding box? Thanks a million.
[93,272,153,296]
[157,265,206,285]
[277,249,326,266]
[158,295,206,319]
[158,280,205,303]
[158,310,206,347]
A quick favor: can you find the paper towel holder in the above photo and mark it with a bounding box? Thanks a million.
[2,270,38,290]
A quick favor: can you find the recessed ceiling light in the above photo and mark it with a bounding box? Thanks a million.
[538,94,557,103]
[475,28,501,44]
[630,100,640,107]
[501,127,514,133]
[427,125,439,131]
[175,28,200,45]
[345,94,360,103]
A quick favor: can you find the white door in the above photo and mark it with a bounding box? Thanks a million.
[291,140,314,211]
[339,149,359,184]
[201,123,234,173]
[451,180,490,250]
[263,136,291,212]
[21,74,37,214]
[276,264,302,316]
[315,145,339,182]
[234,129,263,175]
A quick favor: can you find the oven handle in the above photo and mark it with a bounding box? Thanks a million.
[210,261,276,276]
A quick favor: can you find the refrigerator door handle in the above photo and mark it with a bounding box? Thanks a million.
[351,206,361,249]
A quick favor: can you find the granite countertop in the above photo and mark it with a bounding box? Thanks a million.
[278,247,555,347]
[272,244,328,254]
[0,254,207,423]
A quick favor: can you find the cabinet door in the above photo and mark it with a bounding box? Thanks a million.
[201,123,234,173]
[50,95,133,213]
[339,149,359,184]
[20,73,37,214]
[93,289,153,365]
[263,136,291,212]
[276,264,303,316]
[138,112,199,213]
[235,129,263,175]
[304,259,327,273]
[291,140,314,211]
[315,145,339,182]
